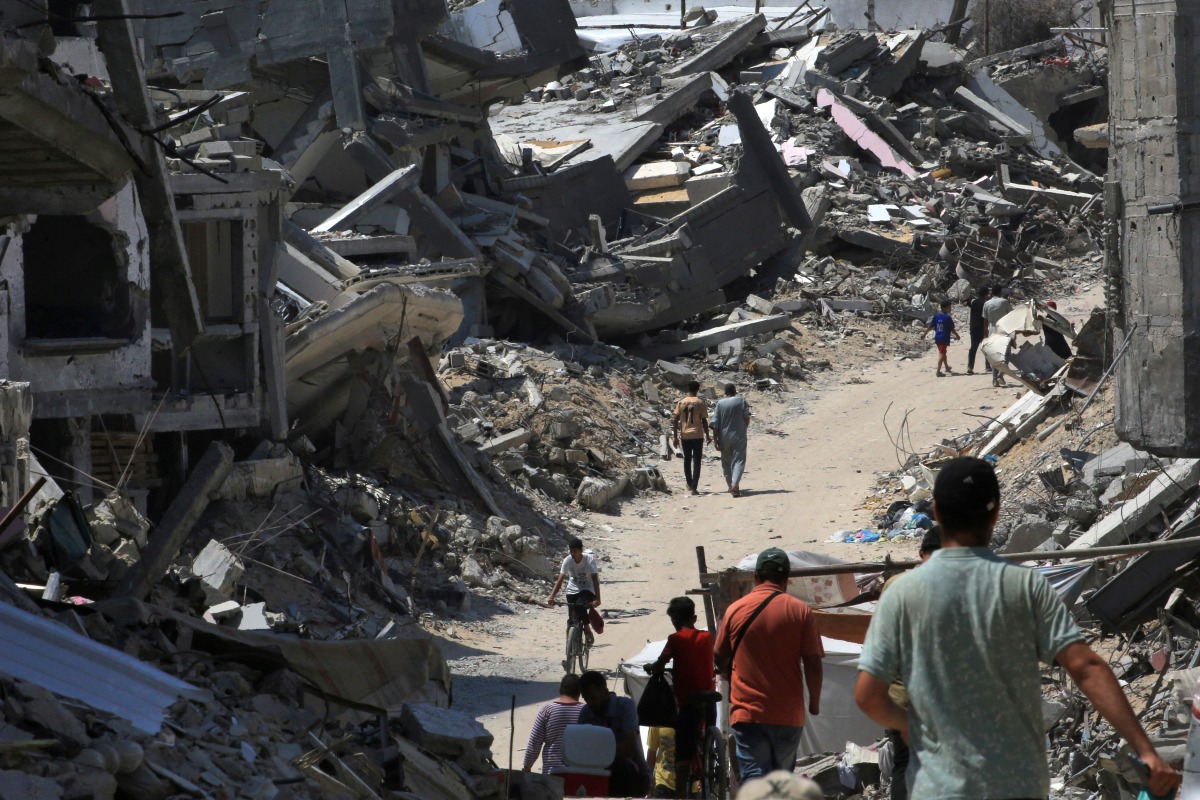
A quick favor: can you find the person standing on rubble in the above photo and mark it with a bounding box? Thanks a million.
[854,457,1180,800]
[712,384,751,498]
[672,381,712,496]
[982,287,1014,387]
[964,286,991,375]
[714,548,824,784]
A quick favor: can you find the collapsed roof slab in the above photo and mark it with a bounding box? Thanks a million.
[488,104,663,174]
[663,14,767,78]
[0,40,135,214]
[285,282,464,431]
[423,0,588,105]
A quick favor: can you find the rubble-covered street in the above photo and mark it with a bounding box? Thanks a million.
[0,0,1197,797]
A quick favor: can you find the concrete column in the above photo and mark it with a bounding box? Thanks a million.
[1110,0,1200,455]
[66,417,93,506]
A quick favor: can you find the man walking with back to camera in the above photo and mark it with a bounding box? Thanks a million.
[672,381,711,495]
[712,383,751,498]
[982,286,1014,387]
[964,286,991,375]
[714,548,824,784]
[855,457,1179,799]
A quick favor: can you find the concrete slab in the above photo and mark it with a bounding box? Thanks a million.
[965,70,1065,160]
[1069,460,1200,551]
[624,161,691,191]
[645,315,792,358]
[816,89,916,176]
[477,428,533,455]
[488,104,663,172]
[192,539,244,598]
[1082,442,1146,484]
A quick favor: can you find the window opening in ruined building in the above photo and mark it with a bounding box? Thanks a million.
[23,215,134,341]
[183,220,244,324]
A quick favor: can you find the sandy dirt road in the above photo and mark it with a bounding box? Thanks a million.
[443,289,1099,779]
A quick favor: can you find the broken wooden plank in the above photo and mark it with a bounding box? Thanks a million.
[312,165,420,233]
[641,314,792,359]
[113,442,235,600]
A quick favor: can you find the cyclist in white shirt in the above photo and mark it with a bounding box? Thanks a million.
[546,537,601,648]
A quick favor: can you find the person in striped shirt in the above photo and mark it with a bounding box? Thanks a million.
[523,674,584,773]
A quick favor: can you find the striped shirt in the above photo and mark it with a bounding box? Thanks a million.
[523,700,584,773]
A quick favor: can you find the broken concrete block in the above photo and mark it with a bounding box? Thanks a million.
[656,360,696,388]
[624,161,691,191]
[529,470,573,501]
[478,428,532,455]
[1001,516,1055,553]
[576,475,631,510]
[564,449,589,465]
[400,703,494,772]
[746,294,779,315]
[461,556,489,588]
[218,454,305,502]
[207,600,242,621]
[684,172,731,205]
[237,602,273,632]
[549,421,582,440]
[191,540,244,598]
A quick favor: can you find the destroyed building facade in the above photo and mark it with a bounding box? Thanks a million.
[1109,0,1200,456]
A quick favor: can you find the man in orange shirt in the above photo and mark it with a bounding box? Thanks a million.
[714,548,823,783]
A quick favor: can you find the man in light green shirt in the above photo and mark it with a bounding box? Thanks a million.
[855,457,1178,800]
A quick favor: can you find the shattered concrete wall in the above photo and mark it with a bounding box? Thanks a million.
[1110,0,1200,456]
[0,180,152,419]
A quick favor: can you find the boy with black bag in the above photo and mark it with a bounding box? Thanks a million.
[645,597,716,797]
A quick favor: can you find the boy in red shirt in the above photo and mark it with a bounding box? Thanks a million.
[649,597,715,797]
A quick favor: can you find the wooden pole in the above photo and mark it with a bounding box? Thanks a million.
[692,535,1200,581]
[0,477,48,551]
[695,546,718,635]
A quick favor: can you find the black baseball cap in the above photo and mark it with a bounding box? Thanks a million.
[933,457,1000,523]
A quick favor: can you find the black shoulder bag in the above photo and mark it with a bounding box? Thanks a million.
[724,591,781,678]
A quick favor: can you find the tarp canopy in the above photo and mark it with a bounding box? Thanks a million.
[735,550,859,607]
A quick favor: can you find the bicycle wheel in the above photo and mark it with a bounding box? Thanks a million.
[700,726,728,800]
[579,636,590,671]
[564,624,582,673]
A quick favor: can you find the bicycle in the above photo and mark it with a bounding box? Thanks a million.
[688,690,728,800]
[562,597,594,674]
[642,665,728,800]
